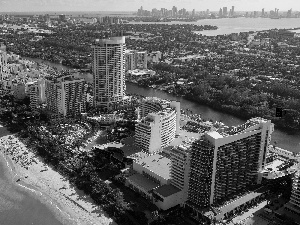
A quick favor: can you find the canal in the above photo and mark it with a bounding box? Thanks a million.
[25,57,300,153]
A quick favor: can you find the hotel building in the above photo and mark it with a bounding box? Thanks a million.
[169,143,194,202]
[45,75,87,117]
[285,167,300,215]
[92,36,126,109]
[135,97,180,153]
[187,118,274,209]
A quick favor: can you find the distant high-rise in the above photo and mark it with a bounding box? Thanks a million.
[287,9,292,18]
[219,8,223,17]
[262,8,265,17]
[223,7,228,16]
[92,36,126,109]
[186,118,274,208]
[231,6,235,16]
[172,6,177,16]
[58,14,66,22]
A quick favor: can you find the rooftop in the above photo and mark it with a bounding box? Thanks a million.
[213,186,269,216]
[127,173,160,192]
[169,130,201,147]
[207,131,223,139]
[217,117,270,137]
[135,153,171,181]
[154,184,181,198]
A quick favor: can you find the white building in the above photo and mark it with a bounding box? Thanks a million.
[135,98,180,153]
[45,75,87,117]
[126,153,183,210]
[92,36,126,109]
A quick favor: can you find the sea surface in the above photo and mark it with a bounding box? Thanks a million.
[0,126,64,225]
[129,17,300,36]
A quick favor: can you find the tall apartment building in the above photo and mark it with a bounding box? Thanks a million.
[187,118,274,209]
[45,75,87,117]
[285,167,300,215]
[92,36,126,109]
[170,144,193,202]
[135,97,180,153]
[0,48,8,81]
[223,7,228,17]
[27,79,45,110]
[125,50,147,71]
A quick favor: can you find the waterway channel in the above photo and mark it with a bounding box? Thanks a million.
[125,83,300,153]
[24,57,300,153]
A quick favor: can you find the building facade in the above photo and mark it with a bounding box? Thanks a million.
[92,36,126,109]
[187,118,274,209]
[0,49,8,81]
[27,79,45,110]
[135,97,180,153]
[125,50,147,71]
[45,75,87,117]
[285,167,300,215]
[170,145,192,202]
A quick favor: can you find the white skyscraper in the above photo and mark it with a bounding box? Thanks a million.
[92,36,126,110]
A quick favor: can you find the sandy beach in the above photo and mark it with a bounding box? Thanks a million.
[0,124,116,225]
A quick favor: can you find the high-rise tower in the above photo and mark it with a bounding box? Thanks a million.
[45,75,87,117]
[92,36,126,110]
[285,166,300,214]
[187,118,274,209]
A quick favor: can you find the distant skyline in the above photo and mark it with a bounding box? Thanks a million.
[0,0,299,13]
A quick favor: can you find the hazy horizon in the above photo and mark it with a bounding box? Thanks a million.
[0,0,299,13]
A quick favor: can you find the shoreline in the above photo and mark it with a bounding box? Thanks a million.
[0,150,73,225]
[0,125,116,225]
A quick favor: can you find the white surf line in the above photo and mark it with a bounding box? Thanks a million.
[1,141,98,225]
[18,183,79,224]
[1,147,79,224]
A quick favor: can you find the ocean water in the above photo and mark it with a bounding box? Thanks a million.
[0,158,65,225]
[0,125,65,225]
[129,17,300,36]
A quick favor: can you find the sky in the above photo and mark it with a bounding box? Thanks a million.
[0,0,299,13]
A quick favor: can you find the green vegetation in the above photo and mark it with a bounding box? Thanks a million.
[0,95,149,225]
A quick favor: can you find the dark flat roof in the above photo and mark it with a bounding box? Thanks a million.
[154,184,181,198]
